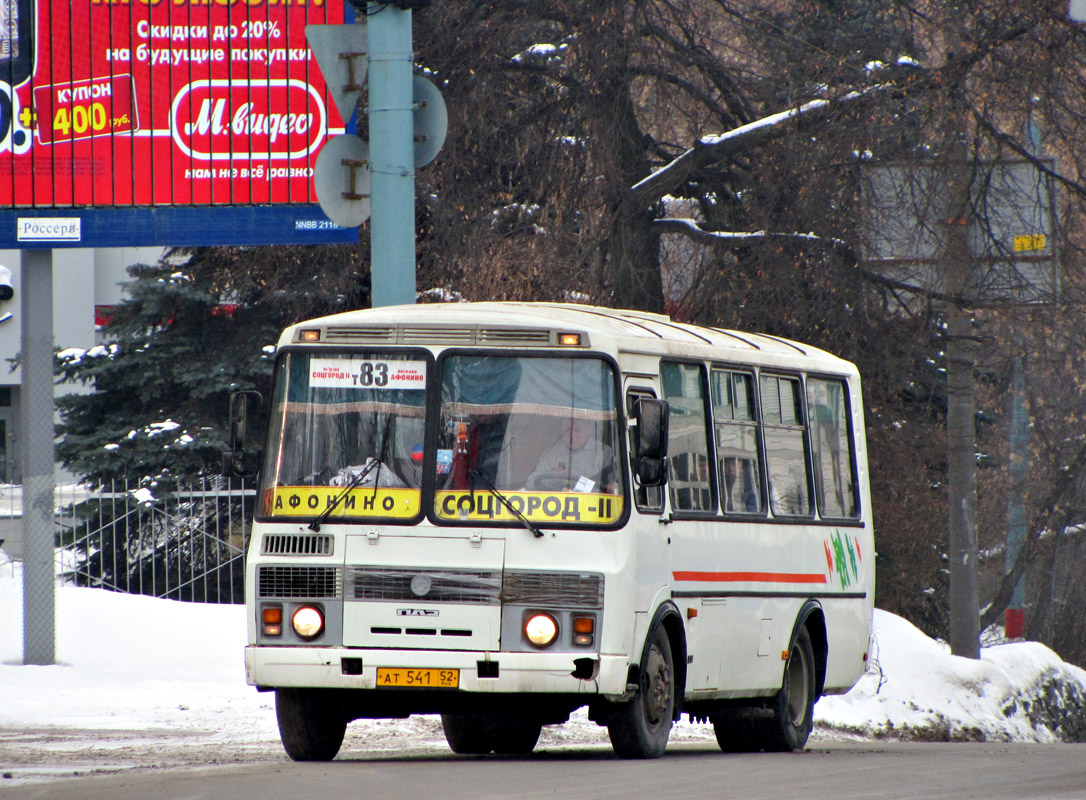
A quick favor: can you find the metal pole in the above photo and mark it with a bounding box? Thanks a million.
[1003,110,1041,641]
[20,248,56,666]
[367,2,416,307]
[1004,351,1028,639]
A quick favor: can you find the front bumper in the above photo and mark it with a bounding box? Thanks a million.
[246,645,630,697]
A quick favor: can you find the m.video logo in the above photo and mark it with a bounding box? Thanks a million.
[0,81,32,155]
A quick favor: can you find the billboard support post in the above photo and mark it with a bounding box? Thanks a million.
[20,249,55,666]
[367,3,416,308]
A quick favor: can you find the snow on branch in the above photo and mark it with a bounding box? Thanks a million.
[654,218,955,303]
[629,84,897,209]
[653,218,848,251]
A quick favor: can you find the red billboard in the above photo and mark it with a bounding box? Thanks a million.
[0,0,347,209]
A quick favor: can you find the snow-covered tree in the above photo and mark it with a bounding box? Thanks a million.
[56,257,274,486]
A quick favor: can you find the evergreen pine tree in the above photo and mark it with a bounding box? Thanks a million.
[55,256,282,489]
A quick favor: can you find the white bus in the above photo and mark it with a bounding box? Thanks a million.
[229,302,874,760]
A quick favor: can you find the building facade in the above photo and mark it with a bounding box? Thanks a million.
[0,247,163,485]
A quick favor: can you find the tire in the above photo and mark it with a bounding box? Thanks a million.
[275,688,347,762]
[484,715,543,755]
[763,625,817,752]
[712,710,765,753]
[607,625,675,759]
[441,714,493,755]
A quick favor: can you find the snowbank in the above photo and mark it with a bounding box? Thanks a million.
[816,610,1086,742]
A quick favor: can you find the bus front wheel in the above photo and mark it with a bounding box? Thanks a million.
[484,715,543,754]
[275,688,347,762]
[441,714,493,754]
[607,625,675,759]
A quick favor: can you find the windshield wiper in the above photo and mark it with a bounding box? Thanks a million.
[308,458,383,532]
[310,414,398,532]
[469,468,545,539]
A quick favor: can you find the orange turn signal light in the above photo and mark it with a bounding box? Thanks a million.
[262,605,283,637]
[573,615,595,646]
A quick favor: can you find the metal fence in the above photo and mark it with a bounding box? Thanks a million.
[50,477,255,604]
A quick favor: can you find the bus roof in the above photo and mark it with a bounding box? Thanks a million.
[281,302,857,375]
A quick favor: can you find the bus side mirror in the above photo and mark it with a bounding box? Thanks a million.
[223,390,263,478]
[635,398,669,487]
[228,390,261,450]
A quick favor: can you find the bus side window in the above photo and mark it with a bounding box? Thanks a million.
[760,374,812,517]
[711,370,764,514]
[661,362,714,513]
[627,390,664,512]
[806,377,860,518]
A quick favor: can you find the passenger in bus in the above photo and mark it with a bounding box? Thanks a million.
[722,456,759,512]
[525,417,617,494]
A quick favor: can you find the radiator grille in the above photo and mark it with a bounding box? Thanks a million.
[502,571,604,609]
[349,568,502,605]
[345,568,603,609]
[258,566,342,598]
[261,533,334,556]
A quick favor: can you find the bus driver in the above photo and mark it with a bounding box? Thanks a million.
[525,417,617,494]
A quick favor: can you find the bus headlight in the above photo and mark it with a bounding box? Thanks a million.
[524,613,559,648]
[291,605,325,640]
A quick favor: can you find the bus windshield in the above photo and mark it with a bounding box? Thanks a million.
[258,351,624,526]
[259,352,428,521]
[435,355,624,526]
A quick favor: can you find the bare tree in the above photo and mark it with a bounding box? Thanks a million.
[161,0,1086,664]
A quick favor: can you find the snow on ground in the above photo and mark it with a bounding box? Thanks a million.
[2,551,1086,786]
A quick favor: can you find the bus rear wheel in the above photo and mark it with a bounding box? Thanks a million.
[442,714,543,755]
[711,711,764,752]
[764,626,817,752]
[275,688,347,762]
[712,626,817,753]
[607,625,675,759]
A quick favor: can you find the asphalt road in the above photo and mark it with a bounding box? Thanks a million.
[4,741,1085,800]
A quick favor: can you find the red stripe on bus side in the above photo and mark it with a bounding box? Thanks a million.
[672,571,829,584]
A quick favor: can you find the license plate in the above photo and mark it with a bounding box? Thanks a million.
[376,667,459,688]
